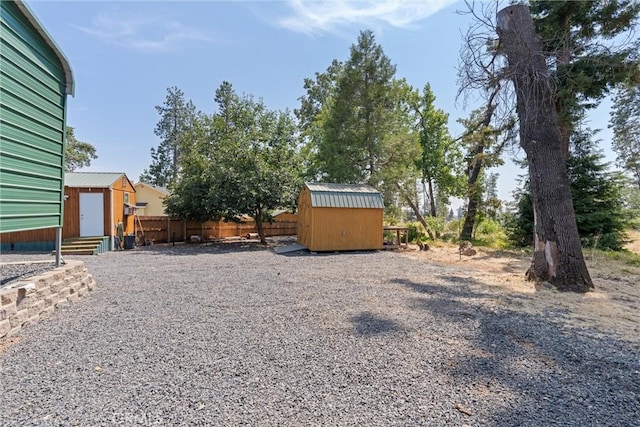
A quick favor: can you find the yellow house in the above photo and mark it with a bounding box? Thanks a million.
[134,183,169,216]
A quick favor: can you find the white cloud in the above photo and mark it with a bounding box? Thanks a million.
[75,8,215,52]
[277,0,459,35]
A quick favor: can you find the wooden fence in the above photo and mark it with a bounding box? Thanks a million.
[138,216,297,243]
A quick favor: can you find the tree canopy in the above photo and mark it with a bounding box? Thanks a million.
[140,86,197,187]
[65,126,97,172]
[165,82,302,243]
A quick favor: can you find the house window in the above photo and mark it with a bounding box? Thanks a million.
[124,192,129,205]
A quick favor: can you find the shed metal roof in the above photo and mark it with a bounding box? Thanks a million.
[305,182,384,209]
[65,172,126,188]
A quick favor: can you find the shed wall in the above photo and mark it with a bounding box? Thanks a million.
[297,186,383,251]
[0,1,67,233]
[64,188,111,237]
[111,177,136,236]
[309,207,383,251]
[297,187,312,248]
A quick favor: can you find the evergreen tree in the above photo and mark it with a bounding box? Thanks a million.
[609,83,640,188]
[530,0,640,157]
[509,128,628,250]
[65,126,97,172]
[298,30,434,233]
[568,128,628,250]
[317,30,397,185]
[141,86,197,187]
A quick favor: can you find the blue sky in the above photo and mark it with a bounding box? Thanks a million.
[27,0,616,204]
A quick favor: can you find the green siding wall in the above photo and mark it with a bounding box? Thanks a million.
[0,0,67,233]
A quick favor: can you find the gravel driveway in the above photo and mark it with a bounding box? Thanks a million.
[1,240,638,426]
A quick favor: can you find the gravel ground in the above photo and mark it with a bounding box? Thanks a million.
[1,239,638,426]
[1,260,58,288]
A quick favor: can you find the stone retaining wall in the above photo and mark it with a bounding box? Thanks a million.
[0,260,96,339]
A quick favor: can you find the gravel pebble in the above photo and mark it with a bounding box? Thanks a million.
[0,239,638,426]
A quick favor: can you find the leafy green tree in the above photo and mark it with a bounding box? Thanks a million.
[481,172,501,221]
[530,0,640,158]
[166,82,302,243]
[505,178,534,248]
[408,83,463,217]
[610,83,640,188]
[65,126,97,172]
[296,59,344,181]
[141,86,197,187]
[457,107,514,241]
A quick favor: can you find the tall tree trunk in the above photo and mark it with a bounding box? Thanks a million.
[255,205,266,244]
[427,179,437,217]
[459,96,496,241]
[460,186,481,241]
[395,182,435,240]
[497,5,593,292]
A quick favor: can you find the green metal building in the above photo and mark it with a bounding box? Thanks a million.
[0,0,74,236]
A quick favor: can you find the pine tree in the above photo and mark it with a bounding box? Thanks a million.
[140,86,197,187]
[609,83,640,188]
[530,0,640,158]
[65,126,97,172]
[568,128,628,250]
[509,128,629,251]
[318,30,397,185]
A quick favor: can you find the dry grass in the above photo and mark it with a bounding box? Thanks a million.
[402,235,640,343]
[626,229,640,254]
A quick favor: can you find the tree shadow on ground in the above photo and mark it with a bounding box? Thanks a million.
[393,276,640,426]
[350,311,404,337]
[125,241,276,257]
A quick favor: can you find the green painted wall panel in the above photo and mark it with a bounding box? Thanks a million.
[1,201,61,216]
[0,90,64,133]
[0,16,64,84]
[1,139,62,165]
[0,1,68,233]
[0,170,62,191]
[1,110,65,148]
[0,3,63,68]
[1,186,61,202]
[0,241,55,252]
[0,51,63,102]
[0,215,62,232]
[1,155,62,178]
[1,71,64,119]
[0,38,64,95]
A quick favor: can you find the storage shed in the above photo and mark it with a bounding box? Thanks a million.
[64,172,137,243]
[0,0,74,240]
[297,183,384,252]
[0,172,137,252]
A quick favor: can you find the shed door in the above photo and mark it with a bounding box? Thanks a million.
[80,193,104,236]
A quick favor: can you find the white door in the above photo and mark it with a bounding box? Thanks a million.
[80,193,104,236]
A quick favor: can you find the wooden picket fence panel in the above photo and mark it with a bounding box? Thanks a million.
[138,216,297,243]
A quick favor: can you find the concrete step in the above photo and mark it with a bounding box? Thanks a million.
[59,248,97,255]
[62,243,98,249]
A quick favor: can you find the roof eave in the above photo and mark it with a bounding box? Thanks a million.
[13,0,74,96]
